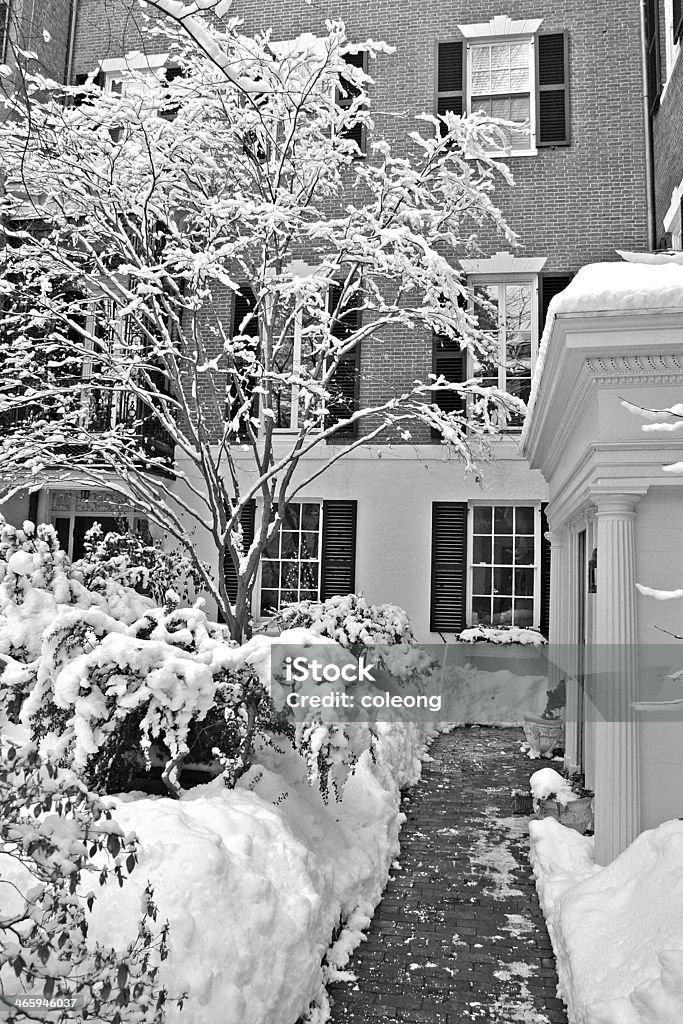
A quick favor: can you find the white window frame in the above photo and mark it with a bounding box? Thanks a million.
[458,16,543,157]
[663,177,683,247]
[256,499,324,615]
[466,271,540,430]
[466,500,542,628]
[48,488,137,560]
[663,0,681,96]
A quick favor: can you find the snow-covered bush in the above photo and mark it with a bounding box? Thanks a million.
[74,525,205,608]
[0,740,178,1021]
[269,594,416,649]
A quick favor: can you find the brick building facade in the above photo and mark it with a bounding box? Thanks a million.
[2,0,653,640]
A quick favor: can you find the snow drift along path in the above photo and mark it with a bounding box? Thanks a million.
[87,722,438,1024]
[530,817,683,1024]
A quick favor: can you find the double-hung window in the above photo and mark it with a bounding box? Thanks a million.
[260,502,322,613]
[469,504,539,627]
[469,37,534,152]
[437,18,569,153]
[471,278,537,428]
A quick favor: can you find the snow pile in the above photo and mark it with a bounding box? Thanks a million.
[83,722,436,1024]
[530,767,578,805]
[458,625,547,646]
[530,817,683,1024]
[440,664,548,726]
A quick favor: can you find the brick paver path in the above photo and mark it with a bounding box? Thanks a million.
[327,727,568,1024]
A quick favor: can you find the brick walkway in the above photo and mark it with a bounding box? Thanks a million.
[327,727,568,1024]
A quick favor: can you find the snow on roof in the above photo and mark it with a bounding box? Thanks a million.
[553,259,683,315]
[522,259,683,443]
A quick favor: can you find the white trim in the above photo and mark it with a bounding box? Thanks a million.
[100,52,168,74]
[663,178,683,247]
[461,252,547,275]
[457,15,543,39]
[662,0,681,98]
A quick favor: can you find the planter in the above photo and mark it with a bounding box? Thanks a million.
[534,795,594,834]
[522,714,564,758]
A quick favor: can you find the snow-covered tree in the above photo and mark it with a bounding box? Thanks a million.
[0,0,518,640]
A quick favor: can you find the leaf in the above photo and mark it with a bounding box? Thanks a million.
[107,833,121,859]
[100,981,111,1002]
[117,964,128,990]
[125,853,136,874]
[13,954,25,977]
[43,977,55,999]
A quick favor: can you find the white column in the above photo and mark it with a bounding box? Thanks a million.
[563,528,582,776]
[546,525,569,686]
[591,492,642,865]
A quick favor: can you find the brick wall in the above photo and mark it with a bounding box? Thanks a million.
[4,0,73,83]
[69,0,649,446]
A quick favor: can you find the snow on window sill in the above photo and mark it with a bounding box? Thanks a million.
[458,625,547,646]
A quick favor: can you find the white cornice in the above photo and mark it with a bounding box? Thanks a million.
[458,15,543,39]
[100,52,168,73]
[460,252,547,276]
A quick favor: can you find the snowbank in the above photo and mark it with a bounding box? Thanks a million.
[440,665,548,726]
[85,722,436,1024]
[530,817,683,1024]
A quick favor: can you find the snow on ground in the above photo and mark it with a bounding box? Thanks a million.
[530,817,683,1024]
[83,721,437,1024]
[438,665,548,726]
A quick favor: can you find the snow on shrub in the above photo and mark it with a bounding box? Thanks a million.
[270,593,416,649]
[74,523,205,607]
[0,740,179,1022]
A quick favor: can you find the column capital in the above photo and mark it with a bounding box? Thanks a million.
[590,489,646,517]
[544,527,568,548]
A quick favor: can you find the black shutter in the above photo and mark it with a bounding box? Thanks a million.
[436,41,464,135]
[540,502,551,638]
[645,0,662,113]
[431,335,465,439]
[674,0,683,43]
[430,502,468,633]
[224,499,256,604]
[337,51,368,154]
[326,283,361,440]
[539,273,572,336]
[73,70,105,106]
[228,287,259,431]
[320,500,357,599]
[536,32,570,147]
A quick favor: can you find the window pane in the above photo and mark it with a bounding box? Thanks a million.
[279,532,299,558]
[493,566,513,596]
[471,46,490,71]
[490,44,509,72]
[510,95,530,122]
[260,590,278,614]
[508,42,528,68]
[494,506,514,534]
[300,503,320,530]
[472,72,490,93]
[261,561,279,589]
[472,567,492,594]
[513,599,534,626]
[473,506,492,533]
[300,562,319,591]
[515,535,535,565]
[279,561,299,588]
[505,284,532,331]
[492,597,513,624]
[280,589,297,606]
[263,535,280,558]
[472,596,491,625]
[493,535,514,564]
[515,506,535,535]
[473,535,492,564]
[283,504,300,530]
[299,531,319,558]
[515,568,534,596]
